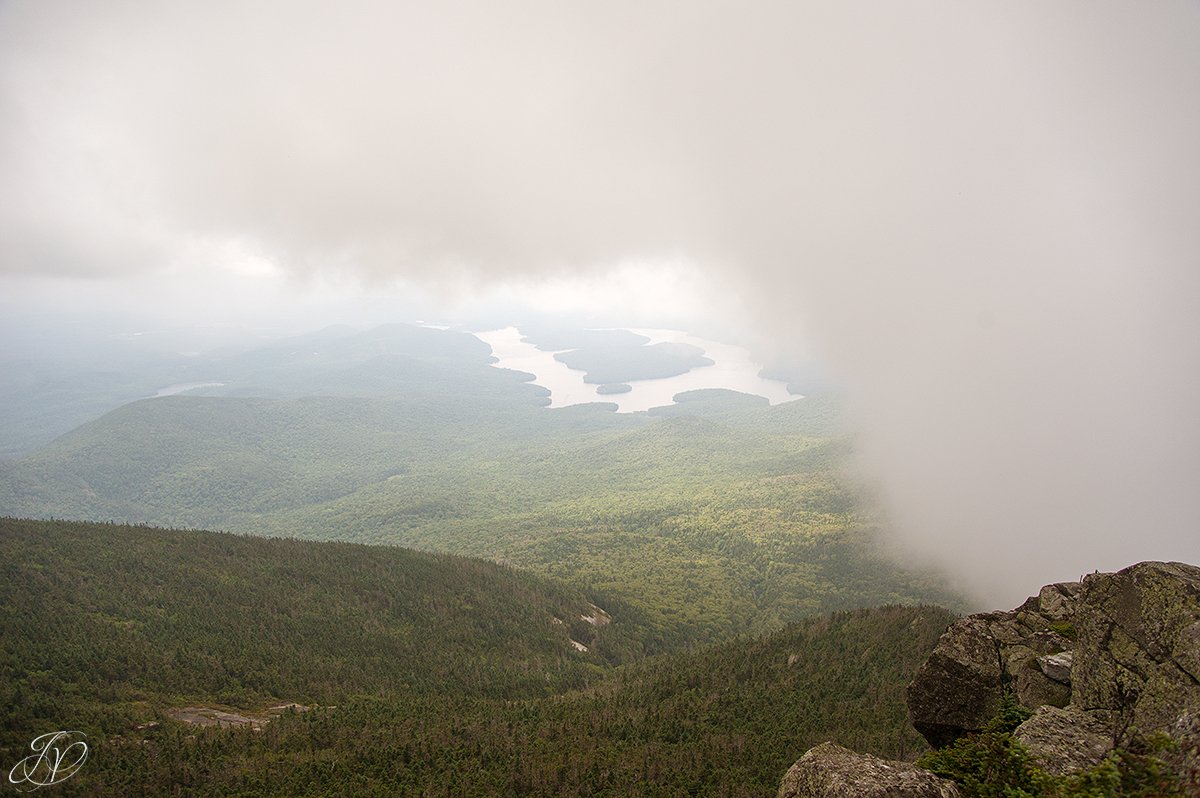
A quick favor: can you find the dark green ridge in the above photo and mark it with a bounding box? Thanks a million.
[0,516,956,796]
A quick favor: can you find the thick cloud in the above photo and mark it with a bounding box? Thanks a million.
[2,0,1197,602]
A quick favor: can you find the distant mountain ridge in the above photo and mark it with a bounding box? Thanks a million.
[0,322,546,457]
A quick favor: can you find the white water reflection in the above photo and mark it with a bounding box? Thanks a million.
[475,327,798,412]
[152,381,226,397]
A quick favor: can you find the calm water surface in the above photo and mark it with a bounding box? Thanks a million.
[152,382,226,398]
[475,327,797,412]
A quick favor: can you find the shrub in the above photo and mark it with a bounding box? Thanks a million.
[919,695,1184,798]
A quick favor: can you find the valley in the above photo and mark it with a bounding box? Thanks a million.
[3,5,1192,793]
[0,324,959,649]
[0,322,961,795]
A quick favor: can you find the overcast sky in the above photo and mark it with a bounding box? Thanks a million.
[2,0,1198,603]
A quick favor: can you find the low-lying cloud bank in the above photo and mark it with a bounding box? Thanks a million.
[2,0,1197,603]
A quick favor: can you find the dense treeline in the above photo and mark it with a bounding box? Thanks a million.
[74,605,953,796]
[0,517,952,796]
[0,518,652,762]
[2,518,955,796]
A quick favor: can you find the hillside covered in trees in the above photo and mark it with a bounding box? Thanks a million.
[0,324,966,795]
[0,518,648,754]
[1,518,955,797]
[0,325,959,652]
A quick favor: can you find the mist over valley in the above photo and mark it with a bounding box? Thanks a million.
[2,1,1198,794]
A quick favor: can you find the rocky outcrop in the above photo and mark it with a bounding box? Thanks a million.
[777,743,960,798]
[1065,561,1200,789]
[905,560,1200,789]
[908,562,1200,756]
[778,561,1200,796]
[906,582,1077,745]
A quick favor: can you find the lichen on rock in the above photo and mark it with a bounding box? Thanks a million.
[777,742,960,798]
[906,585,1078,746]
[779,561,1200,796]
[1072,561,1200,738]
[1013,705,1113,776]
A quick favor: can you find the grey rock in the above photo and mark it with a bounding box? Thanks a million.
[1163,711,1200,792]
[1073,561,1200,736]
[1001,644,1038,679]
[1037,651,1073,684]
[1014,663,1070,708]
[907,617,1004,747]
[1026,630,1073,656]
[1177,621,1200,683]
[814,561,1200,798]
[777,742,960,798]
[1015,705,1113,776]
[907,592,1077,746]
[1037,582,1080,621]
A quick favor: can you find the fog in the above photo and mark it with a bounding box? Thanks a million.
[2,0,1197,603]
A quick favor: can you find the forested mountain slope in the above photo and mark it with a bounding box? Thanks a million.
[0,517,647,758]
[0,389,955,647]
[1,518,955,797]
[0,323,960,652]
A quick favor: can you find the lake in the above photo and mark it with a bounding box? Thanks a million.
[152,382,226,398]
[474,327,798,412]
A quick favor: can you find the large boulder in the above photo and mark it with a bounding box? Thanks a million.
[905,617,1004,747]
[777,742,960,798]
[1072,561,1200,737]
